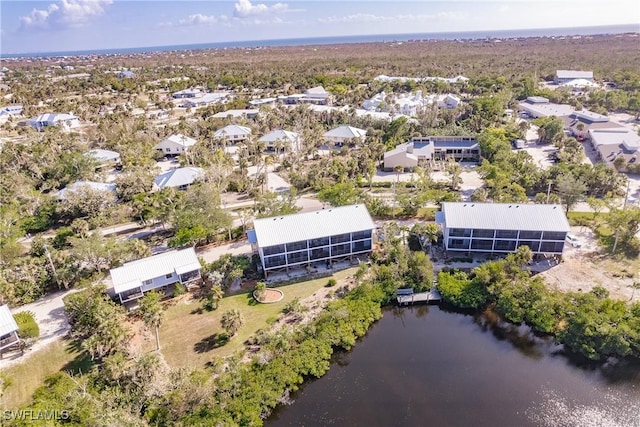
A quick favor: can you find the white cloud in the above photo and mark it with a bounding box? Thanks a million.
[19,0,113,31]
[233,0,292,18]
[318,12,462,25]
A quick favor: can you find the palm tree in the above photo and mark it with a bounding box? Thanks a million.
[139,291,164,351]
[221,309,244,337]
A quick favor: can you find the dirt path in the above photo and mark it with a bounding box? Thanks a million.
[0,288,79,369]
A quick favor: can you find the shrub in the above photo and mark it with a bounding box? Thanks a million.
[173,284,186,297]
[325,278,337,288]
[14,311,40,340]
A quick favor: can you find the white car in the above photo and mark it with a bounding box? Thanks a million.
[566,234,582,248]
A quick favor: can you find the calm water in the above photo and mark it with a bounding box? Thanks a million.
[267,305,640,427]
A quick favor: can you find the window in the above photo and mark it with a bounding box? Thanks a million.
[165,273,173,279]
[542,231,566,241]
[472,229,494,238]
[309,237,330,248]
[331,243,351,256]
[142,279,153,286]
[352,239,372,252]
[286,240,307,252]
[519,230,542,240]
[264,254,286,269]
[471,239,494,250]
[263,244,286,256]
[494,240,517,251]
[352,230,372,241]
[449,228,471,237]
[165,148,171,152]
[330,233,351,244]
[540,241,565,253]
[496,229,518,239]
[310,247,330,260]
[448,238,470,249]
[287,250,309,264]
[518,241,540,252]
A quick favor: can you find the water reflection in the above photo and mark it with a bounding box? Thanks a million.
[473,308,547,359]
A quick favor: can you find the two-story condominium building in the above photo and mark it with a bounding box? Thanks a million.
[384,136,479,170]
[214,125,252,144]
[436,202,570,255]
[0,304,20,353]
[109,248,202,305]
[248,204,375,277]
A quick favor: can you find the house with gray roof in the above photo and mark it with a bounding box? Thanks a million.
[384,136,479,170]
[109,248,202,304]
[154,167,204,190]
[248,204,375,277]
[436,202,570,255]
[85,149,121,168]
[588,128,640,171]
[154,134,197,155]
[27,113,80,131]
[0,304,20,352]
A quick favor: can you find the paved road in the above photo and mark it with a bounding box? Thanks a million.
[0,288,79,369]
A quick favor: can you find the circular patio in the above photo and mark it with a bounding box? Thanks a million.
[253,288,284,303]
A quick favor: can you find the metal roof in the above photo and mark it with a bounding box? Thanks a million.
[212,109,259,119]
[57,181,116,199]
[556,70,593,79]
[0,304,18,336]
[85,149,120,162]
[214,125,252,138]
[324,125,367,139]
[154,167,203,189]
[158,134,197,148]
[252,204,375,247]
[258,130,299,143]
[29,113,77,124]
[440,202,570,232]
[110,248,200,294]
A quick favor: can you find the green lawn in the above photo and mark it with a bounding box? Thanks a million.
[1,339,92,410]
[148,268,356,368]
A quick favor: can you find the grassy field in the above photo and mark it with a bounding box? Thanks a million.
[146,268,356,368]
[1,340,92,410]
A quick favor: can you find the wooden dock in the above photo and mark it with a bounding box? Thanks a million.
[396,287,442,305]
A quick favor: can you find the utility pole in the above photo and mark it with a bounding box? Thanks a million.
[43,245,60,288]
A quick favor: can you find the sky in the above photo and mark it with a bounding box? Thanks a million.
[1,0,639,54]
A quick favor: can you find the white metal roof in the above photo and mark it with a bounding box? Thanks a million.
[211,109,259,119]
[324,125,367,139]
[158,134,197,148]
[589,128,640,150]
[214,125,252,138]
[57,181,116,199]
[85,149,120,162]
[29,113,77,123]
[110,248,200,294]
[441,202,570,232]
[154,167,203,189]
[557,70,593,79]
[0,304,18,336]
[258,129,299,143]
[252,204,375,248]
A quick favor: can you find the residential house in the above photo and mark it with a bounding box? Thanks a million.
[180,93,227,108]
[172,88,203,99]
[0,305,20,352]
[259,130,300,152]
[117,70,136,79]
[384,136,479,170]
[154,134,197,155]
[323,125,367,147]
[27,113,80,131]
[211,109,259,119]
[154,167,204,190]
[555,70,594,84]
[84,149,121,169]
[278,86,333,105]
[248,97,277,107]
[214,125,252,144]
[0,105,23,117]
[248,204,375,277]
[436,202,570,255]
[57,181,117,200]
[109,248,202,304]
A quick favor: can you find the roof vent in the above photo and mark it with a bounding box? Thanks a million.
[508,205,512,208]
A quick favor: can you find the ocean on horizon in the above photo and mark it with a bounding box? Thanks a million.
[2,24,638,59]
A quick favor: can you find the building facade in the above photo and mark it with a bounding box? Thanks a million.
[437,202,570,255]
[249,204,375,277]
[0,304,20,352]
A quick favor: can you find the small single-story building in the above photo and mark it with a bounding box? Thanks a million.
[117,70,136,79]
[109,248,202,304]
[517,97,574,119]
[259,129,300,152]
[180,93,227,108]
[211,109,259,119]
[0,304,20,352]
[323,125,367,146]
[214,125,252,144]
[436,202,570,255]
[248,97,277,107]
[384,136,479,170]
[154,134,197,155]
[0,105,23,117]
[555,70,594,85]
[84,149,121,168]
[154,167,204,190]
[248,204,375,277]
[172,88,203,99]
[27,113,80,131]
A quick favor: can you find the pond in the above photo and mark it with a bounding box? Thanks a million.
[268,305,640,427]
